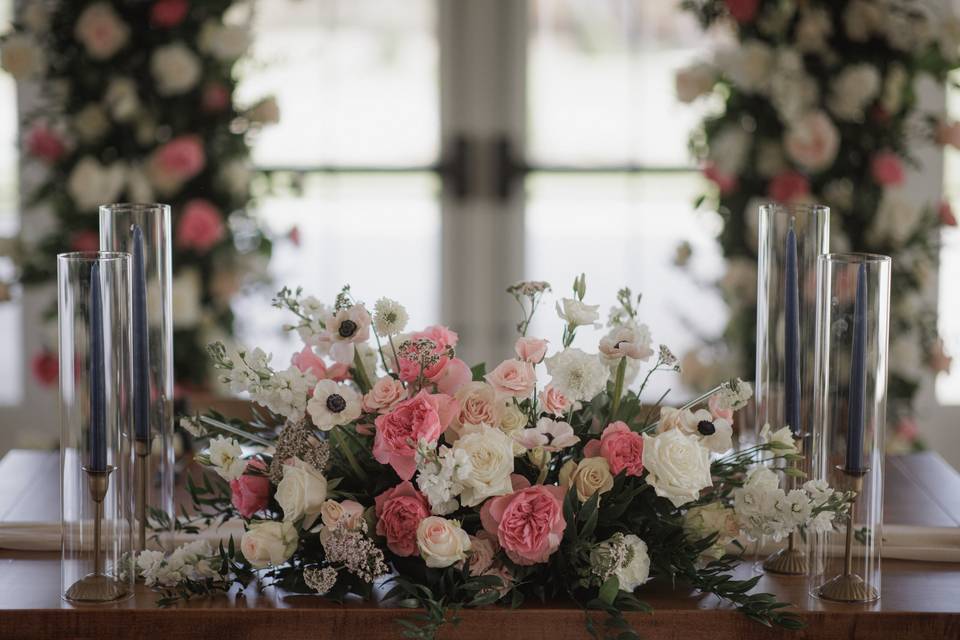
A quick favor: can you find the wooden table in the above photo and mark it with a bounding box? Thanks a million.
[1,450,959,640]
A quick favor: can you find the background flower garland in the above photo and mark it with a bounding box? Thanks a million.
[677,0,959,448]
[0,0,274,388]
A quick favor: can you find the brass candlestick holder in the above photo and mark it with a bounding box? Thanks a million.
[65,465,127,602]
[763,438,809,576]
[816,466,879,603]
[135,439,151,552]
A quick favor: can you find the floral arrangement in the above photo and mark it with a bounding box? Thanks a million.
[139,276,852,638]
[0,0,275,387]
[676,0,958,449]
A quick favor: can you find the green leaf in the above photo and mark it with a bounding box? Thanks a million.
[470,362,486,382]
[598,576,619,606]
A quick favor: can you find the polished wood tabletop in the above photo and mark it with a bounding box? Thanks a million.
[1,449,959,639]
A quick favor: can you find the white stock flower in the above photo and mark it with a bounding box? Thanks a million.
[556,298,601,328]
[828,64,881,122]
[276,457,328,527]
[744,465,780,491]
[151,43,202,96]
[641,429,712,507]
[808,510,836,534]
[416,442,473,514]
[306,379,362,430]
[240,521,298,568]
[67,156,125,211]
[373,297,409,336]
[74,2,129,60]
[545,348,610,402]
[714,379,753,411]
[199,20,251,61]
[262,365,315,420]
[207,435,245,481]
[454,424,515,507]
[417,517,472,568]
[760,423,798,454]
[0,34,46,80]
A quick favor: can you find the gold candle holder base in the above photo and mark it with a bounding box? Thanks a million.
[762,539,808,575]
[817,573,879,603]
[65,573,129,603]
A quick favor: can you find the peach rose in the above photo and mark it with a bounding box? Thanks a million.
[485,359,536,398]
[363,376,407,413]
[450,381,502,438]
[320,499,364,530]
[432,357,472,396]
[480,479,566,565]
[374,481,430,557]
[373,390,458,480]
[466,532,499,575]
[559,457,614,502]
[539,384,572,416]
[229,459,270,519]
[514,337,548,363]
[784,110,839,173]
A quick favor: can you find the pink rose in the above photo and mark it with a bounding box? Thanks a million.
[703,162,737,195]
[149,134,206,194]
[725,0,759,22]
[375,481,430,557]
[450,381,502,439]
[480,480,566,565]
[292,346,350,382]
[597,421,644,477]
[31,350,58,387]
[398,326,459,382]
[230,459,270,519]
[26,124,66,164]
[514,337,548,363]
[176,199,225,253]
[708,394,734,421]
[940,201,957,227]
[150,0,189,27]
[895,416,919,441]
[69,230,100,252]
[485,359,536,398]
[784,111,840,173]
[363,376,407,413]
[936,121,960,149]
[432,357,472,395]
[539,384,572,416]
[767,170,810,204]
[373,390,458,480]
[202,82,231,113]
[871,150,905,186]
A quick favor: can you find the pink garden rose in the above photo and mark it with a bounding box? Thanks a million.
[871,150,905,186]
[291,346,350,382]
[362,376,407,413]
[485,359,536,398]
[481,480,566,565]
[539,384,572,416]
[596,421,644,477]
[176,199,225,253]
[26,123,66,164]
[230,459,270,519]
[767,170,810,204]
[514,337,548,364]
[725,0,759,23]
[374,481,430,557]
[373,390,458,480]
[784,110,839,173]
[149,134,206,194]
[398,325,459,382]
[150,0,189,27]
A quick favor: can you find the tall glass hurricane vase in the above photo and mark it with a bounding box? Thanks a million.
[754,203,829,574]
[100,204,174,552]
[58,252,134,602]
[809,253,890,603]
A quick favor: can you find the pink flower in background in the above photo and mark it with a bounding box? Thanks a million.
[69,230,100,252]
[373,390,458,480]
[940,201,957,226]
[935,121,960,149]
[485,359,536,397]
[708,394,734,421]
[703,162,737,195]
[784,110,840,172]
[26,123,66,164]
[514,337,548,364]
[288,225,301,247]
[896,416,919,441]
[724,0,759,22]
[375,481,430,556]
[871,151,905,186]
[480,480,566,565]
[597,421,645,477]
[31,350,58,387]
[292,346,349,382]
[230,459,270,518]
[767,170,810,203]
[177,199,225,253]
[201,82,231,113]
[153,134,206,181]
[150,0,189,27]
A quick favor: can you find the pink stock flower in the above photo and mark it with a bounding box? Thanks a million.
[150,0,189,27]
[725,0,759,23]
[480,479,566,565]
[373,390,458,480]
[362,376,407,413]
[374,481,430,557]
[176,199,225,253]
[26,124,66,164]
[767,171,810,204]
[230,459,270,518]
[703,162,737,195]
[31,350,58,387]
[940,201,957,227]
[708,394,734,421]
[514,337,548,364]
[871,151,905,186]
[292,346,350,382]
[597,421,644,477]
[201,82,231,113]
[485,359,536,398]
[539,384,572,416]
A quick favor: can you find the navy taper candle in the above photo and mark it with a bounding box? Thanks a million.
[846,263,868,473]
[784,226,801,435]
[132,225,151,442]
[89,261,107,471]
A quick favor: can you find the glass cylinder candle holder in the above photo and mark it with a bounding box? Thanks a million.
[809,253,890,603]
[100,204,174,552]
[59,252,134,603]
[754,203,829,574]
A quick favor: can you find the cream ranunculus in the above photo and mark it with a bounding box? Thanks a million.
[240,521,298,568]
[560,456,614,502]
[417,516,472,568]
[276,457,328,527]
[641,430,712,507]
[453,425,515,507]
[151,43,202,96]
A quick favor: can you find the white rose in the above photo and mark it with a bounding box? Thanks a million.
[0,34,46,80]
[73,104,110,143]
[641,429,712,507]
[783,110,839,173]
[868,189,924,246]
[151,43,201,96]
[276,457,328,527]
[769,50,819,123]
[67,156,125,211]
[416,516,472,568]
[827,64,881,122]
[74,2,130,60]
[199,20,251,61]
[454,425,514,507]
[171,268,202,328]
[674,63,714,103]
[207,435,245,481]
[890,333,924,381]
[708,125,749,176]
[717,39,773,94]
[240,521,298,568]
[556,298,600,328]
[614,535,650,592]
[104,77,140,122]
[756,141,786,178]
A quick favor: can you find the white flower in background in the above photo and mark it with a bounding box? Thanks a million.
[784,110,840,172]
[823,179,854,211]
[246,96,280,125]
[416,517,471,568]
[137,550,167,586]
[74,2,130,60]
[844,0,883,42]
[0,34,45,80]
[104,77,140,122]
[674,62,715,103]
[641,429,712,507]
[137,540,218,587]
[881,63,908,114]
[454,424,515,507]
[179,415,206,438]
[126,164,155,203]
[514,417,579,452]
[803,479,834,507]
[545,348,610,402]
[151,43,202,96]
[756,140,786,178]
[769,49,819,123]
[556,298,601,328]
[306,379,362,431]
[869,189,924,246]
[808,510,836,534]
[373,297,409,336]
[599,322,654,361]
[719,257,757,306]
[890,333,924,381]
[199,20,251,61]
[760,423,798,454]
[73,104,110,143]
[171,268,202,328]
[828,64,881,122]
[67,156,124,211]
[708,124,749,177]
[276,457,328,527]
[207,435,245,481]
[219,161,252,198]
[777,489,813,527]
[416,441,473,514]
[717,39,774,94]
[23,1,51,33]
[240,521,298,568]
[795,8,832,53]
